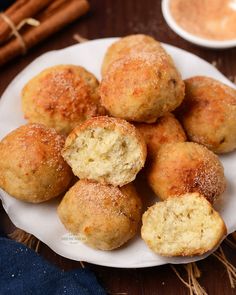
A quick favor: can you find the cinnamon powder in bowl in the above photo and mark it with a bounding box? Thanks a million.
[162,0,236,48]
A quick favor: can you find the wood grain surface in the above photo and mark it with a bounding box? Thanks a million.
[0,1,236,294]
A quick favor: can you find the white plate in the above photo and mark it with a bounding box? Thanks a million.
[0,38,236,268]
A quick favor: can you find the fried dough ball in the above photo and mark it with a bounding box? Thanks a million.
[101,34,165,76]
[58,180,142,250]
[0,124,73,203]
[176,76,236,153]
[135,113,186,158]
[62,116,147,186]
[147,142,226,203]
[100,51,185,123]
[141,192,226,256]
[22,65,106,135]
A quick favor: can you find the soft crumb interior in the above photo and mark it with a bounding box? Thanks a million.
[64,127,142,186]
[142,194,225,256]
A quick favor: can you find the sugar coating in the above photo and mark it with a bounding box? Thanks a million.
[135,113,186,158]
[101,34,167,76]
[176,76,236,154]
[0,123,73,203]
[58,179,142,250]
[147,142,226,203]
[100,36,185,123]
[22,65,106,134]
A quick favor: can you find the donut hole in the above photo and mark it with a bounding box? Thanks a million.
[141,193,226,256]
[22,65,106,135]
[147,142,226,204]
[57,180,142,250]
[177,76,236,154]
[63,127,143,186]
[0,123,73,203]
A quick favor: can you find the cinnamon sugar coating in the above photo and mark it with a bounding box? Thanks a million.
[101,34,166,76]
[147,142,226,204]
[170,0,236,41]
[0,123,73,203]
[135,113,186,159]
[176,76,236,154]
[58,179,142,250]
[22,65,106,135]
[100,43,185,123]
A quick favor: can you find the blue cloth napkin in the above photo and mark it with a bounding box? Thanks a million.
[0,235,106,295]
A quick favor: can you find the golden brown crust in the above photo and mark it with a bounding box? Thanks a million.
[135,113,186,158]
[57,179,142,250]
[100,51,185,123]
[0,123,73,203]
[22,65,106,135]
[176,76,236,153]
[101,34,165,76]
[147,142,226,203]
[141,192,227,257]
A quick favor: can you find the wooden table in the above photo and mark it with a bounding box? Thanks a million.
[0,1,236,294]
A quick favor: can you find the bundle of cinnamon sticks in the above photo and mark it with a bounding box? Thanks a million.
[0,0,89,66]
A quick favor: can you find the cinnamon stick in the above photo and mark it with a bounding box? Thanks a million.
[0,0,53,43]
[0,0,89,67]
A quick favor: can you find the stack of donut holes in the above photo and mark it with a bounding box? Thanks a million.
[1,34,235,256]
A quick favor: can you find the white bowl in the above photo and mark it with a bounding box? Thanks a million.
[162,0,236,49]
